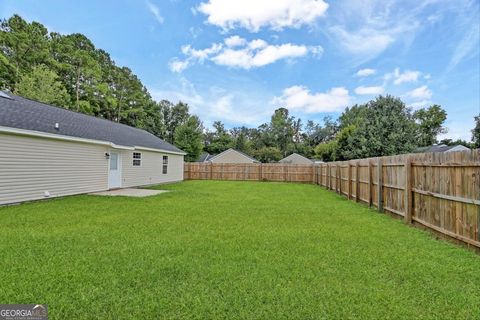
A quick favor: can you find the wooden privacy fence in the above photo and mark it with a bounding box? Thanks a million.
[184,163,316,183]
[184,150,480,248]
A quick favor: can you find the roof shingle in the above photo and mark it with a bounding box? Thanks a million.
[0,93,185,154]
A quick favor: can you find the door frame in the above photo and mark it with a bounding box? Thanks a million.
[108,150,122,189]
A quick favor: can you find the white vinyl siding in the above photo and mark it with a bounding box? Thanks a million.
[0,133,109,205]
[121,150,183,187]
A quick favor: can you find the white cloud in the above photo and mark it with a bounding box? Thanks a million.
[355,68,376,77]
[149,78,271,125]
[197,0,329,32]
[170,38,321,71]
[210,95,262,123]
[272,86,351,113]
[384,68,422,85]
[330,26,393,57]
[168,58,190,73]
[146,1,164,24]
[408,100,432,110]
[447,0,480,71]
[326,1,426,63]
[214,43,309,69]
[224,35,247,47]
[438,119,475,141]
[149,78,204,110]
[354,86,384,95]
[407,85,432,100]
[181,43,223,61]
[448,23,480,70]
[248,39,268,50]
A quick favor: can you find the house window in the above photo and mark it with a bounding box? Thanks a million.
[162,156,168,174]
[133,152,142,166]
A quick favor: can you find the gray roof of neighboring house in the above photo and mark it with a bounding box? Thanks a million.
[197,152,214,162]
[415,144,470,153]
[279,153,314,163]
[0,92,185,154]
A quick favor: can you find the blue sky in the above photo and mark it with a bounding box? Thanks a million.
[1,0,479,140]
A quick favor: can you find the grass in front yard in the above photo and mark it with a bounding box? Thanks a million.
[0,180,479,319]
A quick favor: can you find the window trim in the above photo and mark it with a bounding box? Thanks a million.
[133,152,142,167]
[162,155,168,174]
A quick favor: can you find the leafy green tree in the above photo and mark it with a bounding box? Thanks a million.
[230,126,255,155]
[233,131,251,154]
[314,140,338,162]
[414,105,447,146]
[270,108,295,156]
[50,33,101,112]
[15,64,70,106]
[334,125,358,160]
[345,95,417,158]
[0,53,16,90]
[174,115,203,162]
[472,114,480,148]
[338,104,366,130]
[0,15,51,80]
[253,146,282,163]
[161,101,190,144]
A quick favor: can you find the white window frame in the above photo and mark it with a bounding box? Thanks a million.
[162,155,168,174]
[133,152,142,167]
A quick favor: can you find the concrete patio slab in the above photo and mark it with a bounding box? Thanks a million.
[90,188,169,197]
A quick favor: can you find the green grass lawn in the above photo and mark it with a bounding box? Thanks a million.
[0,181,479,319]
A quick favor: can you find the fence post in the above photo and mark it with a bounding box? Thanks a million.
[377,158,383,212]
[321,164,325,186]
[347,162,352,199]
[338,164,342,195]
[368,160,373,207]
[259,163,263,181]
[209,163,213,180]
[404,156,413,224]
[327,164,330,189]
[356,162,360,203]
[335,164,338,194]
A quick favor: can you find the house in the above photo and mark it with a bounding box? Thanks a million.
[202,148,259,163]
[415,144,470,153]
[279,153,314,165]
[196,152,214,162]
[0,92,186,205]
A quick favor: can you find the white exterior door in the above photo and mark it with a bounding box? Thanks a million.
[108,151,122,189]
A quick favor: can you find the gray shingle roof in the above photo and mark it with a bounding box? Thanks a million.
[415,144,469,153]
[197,152,213,162]
[0,92,185,154]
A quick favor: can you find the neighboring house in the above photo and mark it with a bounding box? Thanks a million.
[279,153,314,165]
[204,148,259,163]
[0,92,186,205]
[415,144,470,153]
[197,152,214,162]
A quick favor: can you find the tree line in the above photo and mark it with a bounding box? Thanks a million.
[1,14,479,162]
